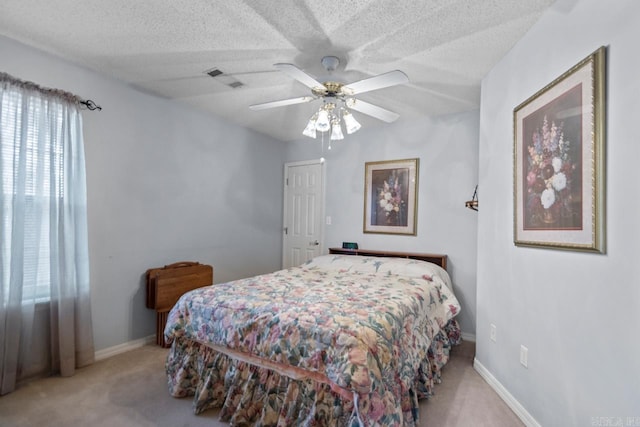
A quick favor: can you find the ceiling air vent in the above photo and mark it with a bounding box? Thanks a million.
[205,68,244,89]
[206,69,223,78]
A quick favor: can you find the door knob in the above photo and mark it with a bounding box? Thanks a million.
[310,240,320,246]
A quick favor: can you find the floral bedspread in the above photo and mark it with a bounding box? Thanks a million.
[165,255,461,426]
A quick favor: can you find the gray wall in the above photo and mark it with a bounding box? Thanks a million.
[1,36,287,351]
[476,0,640,424]
[286,111,480,339]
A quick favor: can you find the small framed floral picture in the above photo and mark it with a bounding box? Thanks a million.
[364,158,418,235]
[514,46,606,252]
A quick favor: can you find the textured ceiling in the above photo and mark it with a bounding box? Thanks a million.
[0,0,555,142]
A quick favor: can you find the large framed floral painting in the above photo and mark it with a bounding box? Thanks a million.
[514,46,606,252]
[364,158,418,235]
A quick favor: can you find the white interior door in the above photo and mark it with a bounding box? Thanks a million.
[282,160,325,269]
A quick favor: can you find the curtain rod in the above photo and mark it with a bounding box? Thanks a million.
[79,99,102,111]
[0,71,102,111]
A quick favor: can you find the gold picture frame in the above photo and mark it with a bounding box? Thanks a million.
[514,46,606,252]
[364,158,419,235]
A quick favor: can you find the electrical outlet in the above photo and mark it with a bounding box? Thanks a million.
[326,216,332,225]
[490,324,497,342]
[520,345,528,368]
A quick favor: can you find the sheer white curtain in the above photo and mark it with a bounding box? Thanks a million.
[0,73,94,395]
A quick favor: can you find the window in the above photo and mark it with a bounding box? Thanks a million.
[1,88,67,302]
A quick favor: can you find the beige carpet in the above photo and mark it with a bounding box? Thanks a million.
[0,341,523,427]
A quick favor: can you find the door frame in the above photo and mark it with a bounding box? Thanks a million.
[282,158,326,268]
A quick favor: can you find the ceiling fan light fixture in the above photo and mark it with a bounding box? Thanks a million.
[315,106,332,132]
[250,60,407,142]
[342,110,361,134]
[330,120,344,141]
[302,116,317,138]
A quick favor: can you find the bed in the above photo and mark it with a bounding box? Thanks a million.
[164,249,461,427]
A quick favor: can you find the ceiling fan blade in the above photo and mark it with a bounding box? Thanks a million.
[274,63,325,91]
[346,99,400,123]
[342,70,409,95]
[249,96,316,111]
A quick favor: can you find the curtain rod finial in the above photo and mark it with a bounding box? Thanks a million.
[80,99,102,111]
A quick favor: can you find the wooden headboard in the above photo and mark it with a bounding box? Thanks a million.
[328,247,447,271]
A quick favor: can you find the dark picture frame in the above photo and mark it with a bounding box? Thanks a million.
[363,158,419,235]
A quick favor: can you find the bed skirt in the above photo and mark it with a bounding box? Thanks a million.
[166,320,461,426]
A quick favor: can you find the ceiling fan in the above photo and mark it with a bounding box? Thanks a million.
[249,56,409,139]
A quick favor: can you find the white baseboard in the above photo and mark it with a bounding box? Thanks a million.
[473,358,541,427]
[461,332,476,342]
[94,335,155,362]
